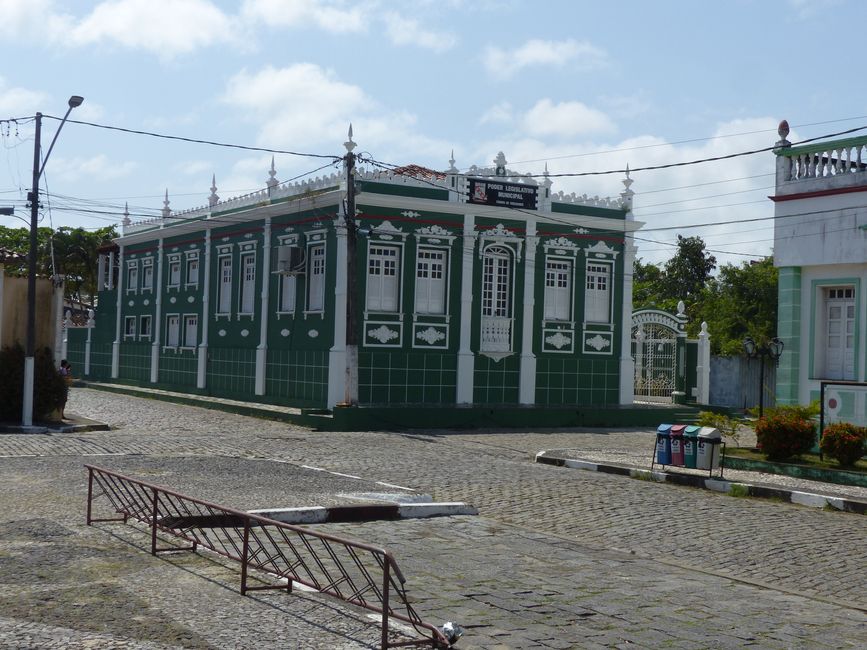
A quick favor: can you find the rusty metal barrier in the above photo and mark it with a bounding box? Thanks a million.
[85,464,451,649]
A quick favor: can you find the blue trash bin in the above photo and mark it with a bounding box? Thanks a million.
[656,424,672,465]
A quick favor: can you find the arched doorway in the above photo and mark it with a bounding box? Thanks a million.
[632,306,687,403]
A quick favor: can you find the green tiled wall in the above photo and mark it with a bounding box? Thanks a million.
[536,357,618,406]
[158,350,198,387]
[359,351,457,404]
[473,355,520,404]
[776,267,801,405]
[119,343,152,383]
[207,347,256,396]
[88,342,114,380]
[65,334,86,373]
[266,349,328,407]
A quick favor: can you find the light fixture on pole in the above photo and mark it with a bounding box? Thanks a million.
[22,95,84,426]
[743,336,784,418]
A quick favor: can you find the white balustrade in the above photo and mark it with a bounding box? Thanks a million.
[480,317,512,352]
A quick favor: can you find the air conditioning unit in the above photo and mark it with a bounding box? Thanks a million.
[274,245,306,275]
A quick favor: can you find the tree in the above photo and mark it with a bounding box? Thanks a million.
[0,224,116,307]
[633,258,675,312]
[661,235,716,302]
[694,257,778,355]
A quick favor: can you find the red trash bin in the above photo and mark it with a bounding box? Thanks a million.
[669,425,686,466]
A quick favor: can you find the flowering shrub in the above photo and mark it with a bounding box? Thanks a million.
[820,422,867,467]
[754,412,816,461]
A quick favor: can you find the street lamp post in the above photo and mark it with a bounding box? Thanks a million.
[22,95,83,426]
[743,336,784,418]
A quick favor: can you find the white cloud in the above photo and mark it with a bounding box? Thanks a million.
[479,101,514,125]
[241,0,368,33]
[523,99,616,138]
[0,0,72,40]
[51,154,138,182]
[382,12,456,51]
[483,38,608,79]
[0,78,49,115]
[67,0,238,59]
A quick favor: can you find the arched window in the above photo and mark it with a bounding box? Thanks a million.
[480,245,514,353]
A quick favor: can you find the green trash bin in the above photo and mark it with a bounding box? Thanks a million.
[683,425,700,469]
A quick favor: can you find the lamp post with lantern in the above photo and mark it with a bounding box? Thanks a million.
[743,336,784,418]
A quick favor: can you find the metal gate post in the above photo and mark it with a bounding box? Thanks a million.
[150,488,159,555]
[381,560,390,649]
[240,519,250,595]
[86,467,94,525]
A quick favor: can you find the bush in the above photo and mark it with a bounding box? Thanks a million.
[820,422,867,467]
[754,412,816,461]
[0,344,68,422]
[697,411,744,446]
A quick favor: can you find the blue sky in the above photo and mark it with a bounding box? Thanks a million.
[0,0,862,267]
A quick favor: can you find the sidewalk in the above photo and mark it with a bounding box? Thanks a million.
[536,428,867,515]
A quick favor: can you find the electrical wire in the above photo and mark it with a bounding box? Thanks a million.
[42,114,342,161]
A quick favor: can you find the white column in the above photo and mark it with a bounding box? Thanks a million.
[518,220,537,404]
[328,222,349,408]
[456,214,476,403]
[53,278,66,365]
[97,255,105,292]
[107,251,115,290]
[697,322,711,404]
[60,309,71,362]
[619,235,636,405]
[255,219,271,395]
[111,246,124,378]
[84,310,94,376]
[197,230,211,389]
[151,240,164,383]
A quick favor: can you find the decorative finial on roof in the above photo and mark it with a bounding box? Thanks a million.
[776,119,791,147]
[209,174,219,206]
[541,162,553,188]
[266,156,278,189]
[620,164,635,212]
[122,202,131,227]
[162,190,171,219]
[447,149,457,173]
[344,123,356,153]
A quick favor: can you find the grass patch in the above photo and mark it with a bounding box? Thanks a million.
[727,484,750,498]
[725,447,867,473]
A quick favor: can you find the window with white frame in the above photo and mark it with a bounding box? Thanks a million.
[184,314,198,348]
[217,256,232,314]
[307,244,325,312]
[142,261,153,291]
[185,256,199,287]
[818,286,856,380]
[166,315,180,347]
[279,274,296,313]
[140,315,152,340]
[126,262,138,293]
[482,246,512,318]
[124,316,136,338]
[168,256,181,287]
[239,253,256,314]
[584,262,611,323]
[366,244,400,312]
[544,258,573,321]
[415,248,447,314]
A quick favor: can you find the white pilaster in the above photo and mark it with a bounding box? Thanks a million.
[697,322,711,404]
[151,240,164,383]
[60,309,71,362]
[111,246,124,378]
[84,310,94,376]
[197,230,211,389]
[456,214,476,403]
[518,220,537,404]
[255,219,271,395]
[619,236,636,405]
[53,279,65,365]
[328,222,349,408]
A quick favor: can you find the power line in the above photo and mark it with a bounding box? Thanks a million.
[42,114,342,161]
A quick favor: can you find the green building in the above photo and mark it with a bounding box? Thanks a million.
[76,134,642,421]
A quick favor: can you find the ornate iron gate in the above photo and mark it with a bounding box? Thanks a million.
[632,307,687,404]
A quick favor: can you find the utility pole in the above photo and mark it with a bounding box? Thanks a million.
[343,125,358,405]
[22,96,83,426]
[22,112,43,426]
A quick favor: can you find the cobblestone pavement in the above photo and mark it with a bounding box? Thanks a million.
[0,388,865,648]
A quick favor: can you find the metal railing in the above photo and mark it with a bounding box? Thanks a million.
[85,464,451,649]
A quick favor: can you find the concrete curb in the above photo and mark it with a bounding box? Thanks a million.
[250,502,478,525]
[535,451,867,515]
[0,422,110,434]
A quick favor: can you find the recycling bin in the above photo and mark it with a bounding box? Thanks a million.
[696,427,722,470]
[669,425,686,466]
[683,425,701,469]
[655,424,672,465]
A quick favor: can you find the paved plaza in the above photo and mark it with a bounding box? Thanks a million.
[1,388,865,648]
